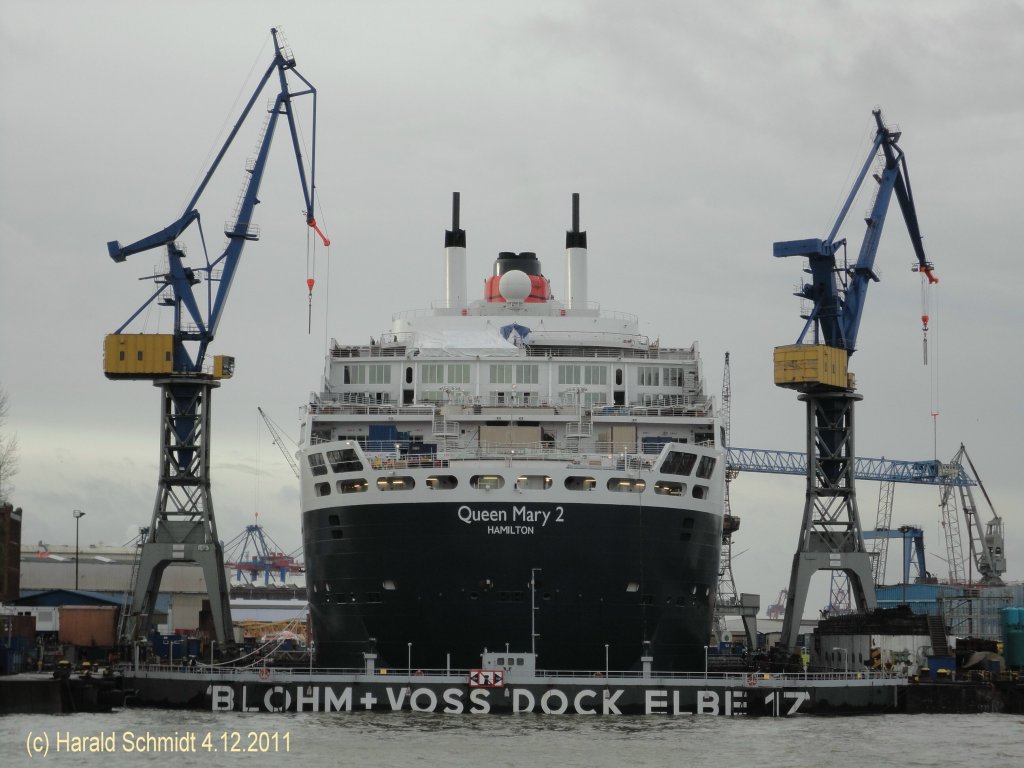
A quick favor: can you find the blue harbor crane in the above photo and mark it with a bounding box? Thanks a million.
[104,29,328,647]
[726,446,968,613]
[725,448,972,487]
[771,109,938,652]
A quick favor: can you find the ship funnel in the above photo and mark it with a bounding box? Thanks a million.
[565,192,588,310]
[444,191,467,311]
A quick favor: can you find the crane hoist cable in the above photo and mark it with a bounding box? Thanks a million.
[307,226,316,333]
[927,277,941,458]
[303,190,335,333]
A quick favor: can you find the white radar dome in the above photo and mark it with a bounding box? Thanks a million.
[499,270,532,302]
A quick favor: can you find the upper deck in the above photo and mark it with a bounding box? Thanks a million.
[300,193,717,457]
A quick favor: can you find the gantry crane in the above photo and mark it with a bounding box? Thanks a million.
[772,108,937,652]
[726,446,973,614]
[104,29,328,646]
[224,523,304,587]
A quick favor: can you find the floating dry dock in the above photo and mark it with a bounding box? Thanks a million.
[126,663,909,716]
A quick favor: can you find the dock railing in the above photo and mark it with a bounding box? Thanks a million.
[122,663,908,685]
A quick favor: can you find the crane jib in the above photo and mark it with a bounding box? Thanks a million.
[104,28,327,378]
[773,109,936,361]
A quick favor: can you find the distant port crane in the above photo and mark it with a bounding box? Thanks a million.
[224,523,304,587]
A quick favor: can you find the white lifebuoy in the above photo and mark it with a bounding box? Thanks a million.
[258,667,270,680]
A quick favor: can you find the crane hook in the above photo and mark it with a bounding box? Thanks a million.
[306,277,315,334]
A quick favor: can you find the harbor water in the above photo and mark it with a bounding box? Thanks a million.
[2,709,1021,767]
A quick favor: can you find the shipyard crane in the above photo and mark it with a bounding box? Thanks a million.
[939,444,1005,585]
[772,108,938,652]
[717,352,740,609]
[713,353,758,648]
[104,29,328,647]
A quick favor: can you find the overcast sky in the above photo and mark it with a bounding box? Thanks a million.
[2,0,1021,615]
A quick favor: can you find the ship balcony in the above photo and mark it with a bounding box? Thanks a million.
[306,391,714,421]
[347,438,714,465]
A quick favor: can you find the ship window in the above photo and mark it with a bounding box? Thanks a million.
[448,363,470,384]
[489,364,513,384]
[558,364,581,384]
[377,476,415,491]
[426,474,458,490]
[654,480,685,496]
[608,478,646,493]
[683,517,695,529]
[337,478,368,493]
[315,482,331,497]
[515,364,539,384]
[344,365,366,384]
[637,366,660,386]
[422,364,444,384]
[615,368,623,386]
[382,579,397,591]
[308,453,328,476]
[328,514,340,526]
[470,474,505,490]
[326,448,363,473]
[663,367,684,387]
[515,474,552,490]
[692,485,708,499]
[661,450,697,476]
[368,364,391,384]
[405,366,413,384]
[696,456,717,479]
[625,581,640,593]
[564,476,596,491]
[584,365,607,385]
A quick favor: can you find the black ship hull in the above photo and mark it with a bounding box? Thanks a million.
[302,500,721,672]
